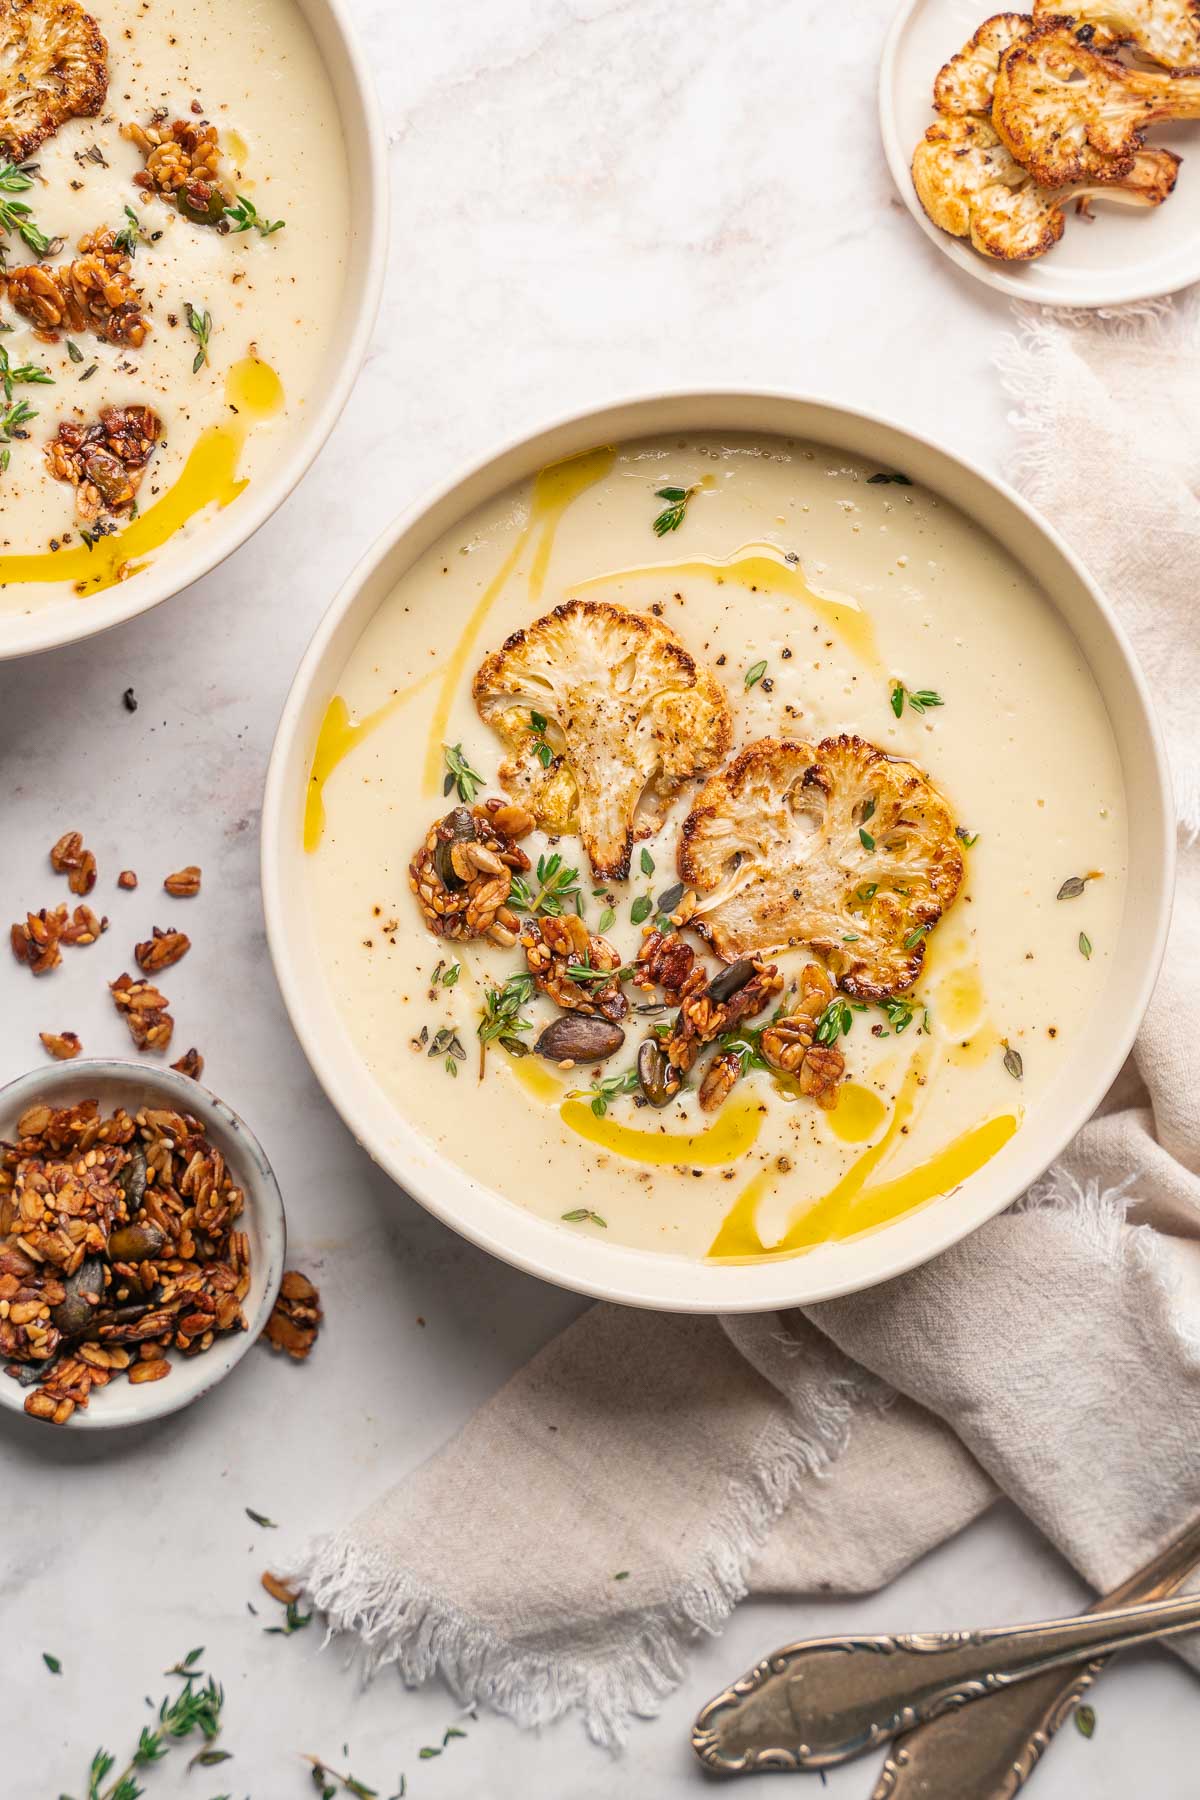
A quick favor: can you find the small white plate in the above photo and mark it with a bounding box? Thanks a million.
[880,0,1200,306]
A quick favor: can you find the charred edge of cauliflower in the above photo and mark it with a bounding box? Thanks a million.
[913,115,1065,260]
[933,12,1033,115]
[1031,0,1200,71]
[472,598,732,881]
[678,735,964,1001]
[991,23,1158,186]
[0,0,108,162]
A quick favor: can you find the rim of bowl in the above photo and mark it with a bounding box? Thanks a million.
[261,387,1176,1312]
[0,0,388,662]
[0,1058,285,1427]
[877,0,1200,309]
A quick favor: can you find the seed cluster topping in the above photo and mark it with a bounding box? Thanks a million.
[8,228,149,347]
[1,1099,251,1426]
[46,403,161,522]
[409,800,534,945]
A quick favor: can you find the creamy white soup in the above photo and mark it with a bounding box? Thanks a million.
[0,0,348,618]
[302,435,1127,1263]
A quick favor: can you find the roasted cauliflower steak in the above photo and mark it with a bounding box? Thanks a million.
[913,112,1177,257]
[679,736,964,999]
[933,12,1032,115]
[472,598,732,881]
[993,22,1200,185]
[1032,0,1200,70]
[0,0,107,162]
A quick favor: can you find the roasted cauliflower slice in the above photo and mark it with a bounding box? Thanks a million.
[1032,0,1200,70]
[993,22,1200,185]
[913,114,1177,257]
[679,736,964,999]
[473,599,732,881]
[0,0,107,162]
[933,12,1033,115]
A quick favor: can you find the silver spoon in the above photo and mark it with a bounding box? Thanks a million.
[692,1578,1200,1775]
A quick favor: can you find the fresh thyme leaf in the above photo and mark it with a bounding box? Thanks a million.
[189,1747,232,1767]
[0,396,37,440]
[1003,1043,1023,1080]
[815,997,854,1045]
[66,337,84,363]
[859,826,875,851]
[565,960,634,983]
[597,905,615,932]
[0,447,10,474]
[891,681,944,717]
[1057,875,1087,900]
[1078,931,1092,960]
[0,161,51,254]
[510,850,580,917]
[569,1066,639,1120]
[224,193,286,236]
[0,343,53,402]
[114,204,142,256]
[956,826,979,847]
[656,881,685,915]
[185,301,213,373]
[443,1727,467,1743]
[1074,1703,1096,1740]
[442,962,461,986]
[902,923,930,951]
[245,1507,276,1528]
[613,1570,630,1580]
[264,1599,312,1635]
[881,996,914,1034]
[652,482,698,536]
[867,470,912,485]
[630,894,652,925]
[744,659,768,691]
[861,797,876,822]
[43,1651,62,1673]
[640,846,654,876]
[418,1746,442,1759]
[441,741,485,802]
[477,971,536,1069]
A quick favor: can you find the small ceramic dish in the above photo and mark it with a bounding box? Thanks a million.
[880,0,1200,307]
[261,388,1174,1314]
[0,1060,285,1429]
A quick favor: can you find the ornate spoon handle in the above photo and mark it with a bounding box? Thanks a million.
[872,1514,1200,1799]
[692,1581,1200,1774]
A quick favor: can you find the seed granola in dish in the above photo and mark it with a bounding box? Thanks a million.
[7,229,149,346]
[1,1098,250,1425]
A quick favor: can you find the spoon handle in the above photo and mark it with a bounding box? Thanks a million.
[692,1578,1200,1774]
[871,1514,1200,1800]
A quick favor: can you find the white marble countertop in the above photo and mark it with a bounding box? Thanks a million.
[5,0,1196,1793]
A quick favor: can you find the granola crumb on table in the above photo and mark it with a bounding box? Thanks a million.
[163,865,202,897]
[262,1270,322,1360]
[135,926,191,973]
[171,1047,204,1081]
[39,1031,82,1060]
[110,970,174,1051]
[117,869,138,890]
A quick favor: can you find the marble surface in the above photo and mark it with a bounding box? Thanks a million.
[4,0,1196,1793]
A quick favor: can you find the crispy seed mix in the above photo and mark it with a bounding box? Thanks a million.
[2,1099,250,1426]
[135,926,190,973]
[39,1031,82,1060]
[117,869,138,890]
[48,830,98,894]
[46,404,161,524]
[123,116,228,222]
[409,800,533,945]
[110,970,174,1051]
[8,230,149,348]
[171,1047,204,1081]
[9,902,108,975]
[163,865,201,898]
[261,1270,321,1361]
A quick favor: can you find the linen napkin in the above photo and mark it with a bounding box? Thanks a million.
[295,301,1200,1747]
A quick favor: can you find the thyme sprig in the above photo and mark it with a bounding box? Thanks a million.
[224,192,286,237]
[815,996,855,1045]
[569,1067,639,1118]
[890,681,944,718]
[442,740,485,802]
[0,342,52,401]
[75,1654,225,1800]
[652,483,699,536]
[477,971,536,1071]
[0,161,52,254]
[184,301,213,373]
[113,204,144,256]
[0,396,37,440]
[510,851,580,918]
[303,1755,384,1797]
[528,708,554,768]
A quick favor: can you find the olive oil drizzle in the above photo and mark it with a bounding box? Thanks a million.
[571,541,880,669]
[0,356,283,597]
[559,1093,763,1166]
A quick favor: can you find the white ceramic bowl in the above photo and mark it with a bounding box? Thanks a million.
[880,0,1200,308]
[0,1059,285,1428]
[262,391,1174,1313]
[0,0,387,662]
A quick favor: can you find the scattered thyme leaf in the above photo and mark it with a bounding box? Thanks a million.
[815,997,854,1045]
[652,482,698,536]
[613,1570,630,1581]
[956,826,979,848]
[0,395,37,440]
[656,880,685,916]
[640,846,654,876]
[43,1652,62,1673]
[0,161,51,254]
[630,894,652,925]
[569,1066,639,1120]
[859,826,875,851]
[1003,1043,1024,1080]
[1079,932,1092,960]
[442,1727,467,1744]
[442,962,461,987]
[1057,875,1088,900]
[902,923,931,951]
[597,905,615,932]
[510,850,580,917]
[442,742,485,804]
[1075,1703,1096,1739]
[891,681,944,717]
[185,301,213,373]
[224,193,286,237]
[114,204,142,256]
[264,1598,312,1635]
[245,1507,276,1528]
[745,658,768,691]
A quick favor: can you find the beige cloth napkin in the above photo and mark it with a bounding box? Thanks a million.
[296,303,1200,1746]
